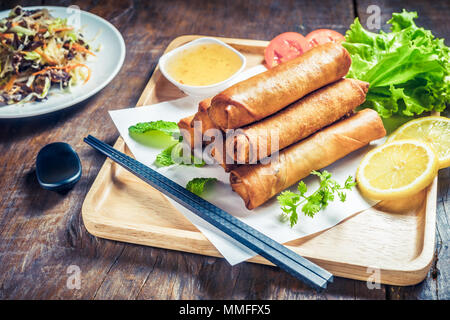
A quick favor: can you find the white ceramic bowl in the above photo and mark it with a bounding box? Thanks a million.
[159,37,246,97]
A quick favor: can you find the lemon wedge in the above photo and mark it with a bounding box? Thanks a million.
[356,139,438,200]
[388,116,450,169]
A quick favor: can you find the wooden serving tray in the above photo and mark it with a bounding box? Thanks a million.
[82,35,437,286]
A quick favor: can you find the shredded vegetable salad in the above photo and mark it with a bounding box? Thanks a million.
[0,6,95,105]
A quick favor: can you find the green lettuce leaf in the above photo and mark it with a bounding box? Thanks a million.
[343,10,449,118]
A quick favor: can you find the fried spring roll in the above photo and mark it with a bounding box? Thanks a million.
[178,99,215,148]
[197,98,212,113]
[178,115,196,149]
[192,98,237,171]
[208,42,352,129]
[178,111,236,172]
[231,78,370,163]
[229,109,386,210]
[209,144,237,172]
[192,98,217,143]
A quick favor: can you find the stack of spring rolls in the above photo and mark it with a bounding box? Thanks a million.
[178,42,386,210]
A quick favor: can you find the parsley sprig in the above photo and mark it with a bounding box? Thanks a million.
[277,170,357,227]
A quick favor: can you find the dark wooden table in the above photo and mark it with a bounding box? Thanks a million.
[0,0,448,300]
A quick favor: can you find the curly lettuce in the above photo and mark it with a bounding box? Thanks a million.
[342,10,449,118]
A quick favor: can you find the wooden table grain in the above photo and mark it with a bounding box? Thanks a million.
[0,0,448,300]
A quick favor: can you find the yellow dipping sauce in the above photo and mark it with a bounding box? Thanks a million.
[166,43,242,86]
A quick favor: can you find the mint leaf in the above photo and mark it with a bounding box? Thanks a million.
[154,142,206,168]
[186,178,218,196]
[154,144,177,167]
[129,120,179,136]
[129,120,179,148]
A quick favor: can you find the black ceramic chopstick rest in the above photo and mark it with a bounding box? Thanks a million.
[36,142,82,192]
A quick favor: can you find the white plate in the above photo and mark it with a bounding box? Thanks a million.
[0,6,126,118]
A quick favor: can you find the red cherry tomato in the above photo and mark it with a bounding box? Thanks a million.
[305,29,345,48]
[264,32,310,68]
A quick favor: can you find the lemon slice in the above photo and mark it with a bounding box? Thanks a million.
[356,139,438,200]
[388,116,450,169]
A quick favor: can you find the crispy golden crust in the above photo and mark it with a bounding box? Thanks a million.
[208,42,352,129]
[209,143,237,172]
[179,98,216,148]
[197,97,212,112]
[230,78,370,163]
[177,115,196,149]
[192,110,218,144]
[230,109,386,210]
[179,98,236,172]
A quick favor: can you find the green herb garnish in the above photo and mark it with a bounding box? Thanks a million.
[186,177,218,196]
[154,142,205,168]
[129,120,180,136]
[277,170,357,227]
[155,143,178,167]
[128,120,179,148]
[128,120,205,167]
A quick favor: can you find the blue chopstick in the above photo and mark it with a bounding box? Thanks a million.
[84,135,333,289]
[85,135,332,281]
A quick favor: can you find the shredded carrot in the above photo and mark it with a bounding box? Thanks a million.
[0,33,14,40]
[11,22,19,27]
[32,63,91,84]
[34,48,56,65]
[38,28,47,33]
[4,75,17,92]
[67,63,92,84]
[53,27,74,33]
[71,42,96,56]
[32,66,66,76]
